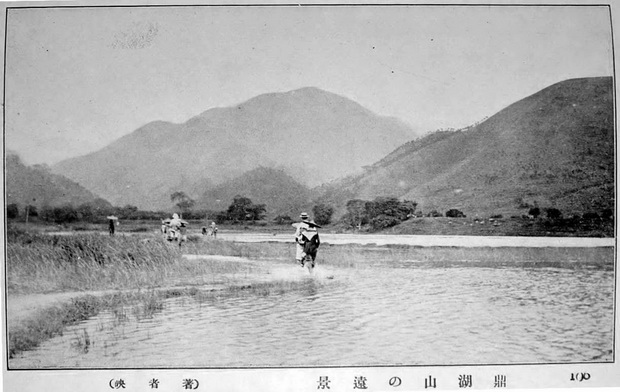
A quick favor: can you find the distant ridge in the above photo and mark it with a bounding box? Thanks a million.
[6,152,111,210]
[52,87,419,210]
[196,166,312,217]
[316,77,614,218]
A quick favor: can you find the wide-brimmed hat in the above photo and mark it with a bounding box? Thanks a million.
[300,212,309,220]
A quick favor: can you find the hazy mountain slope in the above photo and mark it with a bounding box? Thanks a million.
[52,87,418,210]
[196,166,312,218]
[5,152,111,209]
[317,77,614,217]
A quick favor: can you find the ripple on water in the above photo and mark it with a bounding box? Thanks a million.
[9,262,614,368]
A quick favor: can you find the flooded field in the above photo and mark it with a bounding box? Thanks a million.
[10,252,614,368]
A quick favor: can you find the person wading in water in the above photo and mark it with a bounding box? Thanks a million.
[294,212,321,268]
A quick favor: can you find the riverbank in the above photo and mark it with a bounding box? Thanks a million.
[7,254,334,360]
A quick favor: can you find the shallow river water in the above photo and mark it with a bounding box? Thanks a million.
[11,256,614,369]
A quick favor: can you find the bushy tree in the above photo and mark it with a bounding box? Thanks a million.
[247,203,267,221]
[312,203,334,226]
[116,204,139,219]
[226,195,265,222]
[6,203,19,219]
[25,205,38,217]
[342,197,417,231]
[170,191,195,215]
[365,197,416,221]
[343,199,368,229]
[528,207,541,218]
[76,203,94,221]
[41,205,79,224]
[427,210,442,217]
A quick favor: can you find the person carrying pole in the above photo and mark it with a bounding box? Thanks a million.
[294,212,321,268]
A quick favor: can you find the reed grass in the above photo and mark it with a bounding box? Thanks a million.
[7,230,261,294]
[9,295,100,358]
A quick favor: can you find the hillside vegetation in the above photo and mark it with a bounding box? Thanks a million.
[317,77,614,221]
[196,166,312,218]
[5,152,111,211]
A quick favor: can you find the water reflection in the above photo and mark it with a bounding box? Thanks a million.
[10,261,614,368]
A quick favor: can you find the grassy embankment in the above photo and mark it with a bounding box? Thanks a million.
[6,226,614,359]
[6,227,310,358]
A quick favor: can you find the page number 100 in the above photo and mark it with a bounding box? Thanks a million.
[570,373,591,382]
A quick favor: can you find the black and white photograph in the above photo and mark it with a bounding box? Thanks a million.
[2,1,619,390]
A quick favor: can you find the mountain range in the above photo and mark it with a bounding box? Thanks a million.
[51,87,418,210]
[316,77,614,218]
[8,77,614,222]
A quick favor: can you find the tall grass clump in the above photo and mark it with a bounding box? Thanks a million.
[7,227,272,294]
[7,228,181,293]
[9,295,100,358]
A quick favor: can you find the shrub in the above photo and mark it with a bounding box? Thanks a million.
[545,208,562,220]
[528,207,541,218]
[445,209,466,218]
[600,209,613,220]
[369,214,401,231]
[313,203,334,226]
[427,210,442,218]
[6,204,19,219]
[582,212,600,221]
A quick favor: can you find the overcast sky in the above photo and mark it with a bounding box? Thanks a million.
[4,5,614,165]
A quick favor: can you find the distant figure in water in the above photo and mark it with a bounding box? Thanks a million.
[201,222,218,238]
[167,213,188,247]
[168,213,182,241]
[294,212,321,268]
